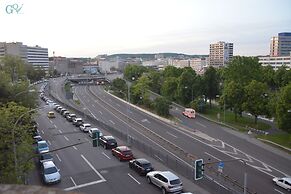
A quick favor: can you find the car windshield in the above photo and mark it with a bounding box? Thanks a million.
[170,179,181,185]
[39,143,48,149]
[41,154,52,160]
[44,166,58,174]
[107,139,116,144]
[122,150,132,155]
[141,163,151,168]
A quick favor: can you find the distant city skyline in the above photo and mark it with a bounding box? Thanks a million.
[1,0,291,57]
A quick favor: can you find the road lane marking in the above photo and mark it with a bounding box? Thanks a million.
[116,103,120,107]
[54,124,57,128]
[274,189,285,194]
[102,152,111,159]
[49,120,53,124]
[65,179,105,191]
[84,137,89,142]
[166,131,178,138]
[56,154,62,162]
[58,129,62,134]
[64,136,69,141]
[196,121,206,128]
[70,177,77,187]
[81,154,105,180]
[205,152,221,161]
[154,154,163,162]
[92,104,95,108]
[127,173,141,185]
[41,130,44,134]
[93,115,97,119]
[109,120,115,125]
[73,146,78,150]
[99,111,103,115]
[47,140,51,145]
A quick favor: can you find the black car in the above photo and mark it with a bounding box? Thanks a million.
[33,135,43,144]
[39,153,53,165]
[129,158,154,175]
[99,136,117,149]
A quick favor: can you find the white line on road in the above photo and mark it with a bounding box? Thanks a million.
[109,120,115,125]
[56,154,62,162]
[81,154,106,180]
[49,120,53,124]
[41,130,44,134]
[65,180,105,191]
[196,121,206,128]
[47,140,51,145]
[84,137,89,142]
[205,152,221,161]
[58,130,62,134]
[73,146,78,150]
[93,115,97,119]
[64,136,69,141]
[166,131,178,138]
[127,173,141,185]
[92,104,95,108]
[102,152,111,159]
[70,177,77,187]
[154,154,163,162]
[274,189,285,194]
[54,124,57,128]
[99,111,103,115]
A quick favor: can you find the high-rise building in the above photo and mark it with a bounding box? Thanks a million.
[0,42,49,71]
[270,32,291,56]
[209,41,233,67]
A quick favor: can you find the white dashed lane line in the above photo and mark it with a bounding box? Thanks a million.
[166,131,178,138]
[109,120,115,125]
[58,129,62,134]
[99,111,103,115]
[70,177,77,187]
[64,136,69,141]
[56,154,62,162]
[73,146,78,150]
[102,152,111,159]
[127,173,140,185]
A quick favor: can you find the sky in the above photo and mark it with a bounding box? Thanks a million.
[0,0,291,57]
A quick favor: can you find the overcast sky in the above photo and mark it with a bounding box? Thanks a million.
[1,0,291,57]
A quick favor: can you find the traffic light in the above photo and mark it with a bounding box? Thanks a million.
[194,159,204,180]
[92,131,100,147]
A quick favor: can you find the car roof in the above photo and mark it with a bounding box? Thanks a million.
[43,161,55,168]
[117,146,130,151]
[104,135,115,140]
[136,158,150,164]
[38,140,47,144]
[282,177,291,182]
[75,118,82,120]
[160,171,179,180]
[90,128,100,131]
[70,113,76,116]
[48,111,54,114]
[83,123,91,126]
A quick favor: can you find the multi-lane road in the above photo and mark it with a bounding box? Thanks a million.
[47,77,291,194]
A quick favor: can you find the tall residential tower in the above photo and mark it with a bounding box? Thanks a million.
[270,32,291,57]
[209,41,233,67]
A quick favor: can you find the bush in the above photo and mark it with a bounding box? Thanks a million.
[154,97,170,117]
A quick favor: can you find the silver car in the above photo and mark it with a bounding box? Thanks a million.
[41,161,61,184]
[146,171,183,194]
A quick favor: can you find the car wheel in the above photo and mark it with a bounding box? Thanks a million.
[119,157,122,161]
[147,177,151,184]
[103,144,107,149]
[129,163,132,169]
[161,187,167,194]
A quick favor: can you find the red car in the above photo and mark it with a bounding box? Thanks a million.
[112,146,134,161]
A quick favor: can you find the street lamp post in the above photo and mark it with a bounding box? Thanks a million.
[12,105,50,180]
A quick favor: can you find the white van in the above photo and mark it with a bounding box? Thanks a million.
[182,108,196,118]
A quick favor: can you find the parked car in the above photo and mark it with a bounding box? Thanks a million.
[37,140,49,154]
[54,105,61,110]
[72,118,83,127]
[273,177,291,191]
[79,123,91,132]
[56,106,63,113]
[129,158,154,175]
[66,113,76,122]
[112,146,133,161]
[33,135,42,144]
[89,128,103,138]
[62,110,70,117]
[39,153,53,165]
[41,161,61,184]
[146,171,183,194]
[60,108,67,115]
[47,111,55,118]
[99,135,117,149]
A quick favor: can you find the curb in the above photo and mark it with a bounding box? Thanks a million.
[257,138,291,152]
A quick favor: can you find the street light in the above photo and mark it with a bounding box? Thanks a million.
[12,104,50,181]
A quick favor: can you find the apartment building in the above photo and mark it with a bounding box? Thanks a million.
[270,32,291,57]
[259,52,291,70]
[209,41,233,67]
[0,42,49,71]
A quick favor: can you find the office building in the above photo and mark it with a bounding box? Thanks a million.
[259,52,291,70]
[270,32,291,57]
[0,42,49,71]
[209,41,233,67]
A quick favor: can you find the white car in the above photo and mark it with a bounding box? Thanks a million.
[79,123,91,132]
[273,177,291,191]
[89,128,103,138]
[41,161,61,184]
[146,171,183,194]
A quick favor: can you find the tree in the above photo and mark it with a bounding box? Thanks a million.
[221,81,245,121]
[154,97,170,117]
[131,75,151,106]
[0,55,27,82]
[223,56,262,86]
[124,65,148,81]
[203,66,219,107]
[111,78,127,99]
[243,80,269,124]
[161,77,178,101]
[261,66,276,90]
[0,102,35,183]
[274,66,291,89]
[276,83,291,132]
[26,65,45,82]
[163,66,183,78]
[147,70,163,94]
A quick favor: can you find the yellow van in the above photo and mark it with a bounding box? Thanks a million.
[47,111,55,118]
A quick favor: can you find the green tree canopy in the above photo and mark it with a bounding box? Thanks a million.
[124,64,148,81]
[276,83,291,132]
[203,66,219,107]
[162,66,183,78]
[154,97,171,117]
[161,77,178,101]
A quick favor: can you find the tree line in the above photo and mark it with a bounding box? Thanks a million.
[0,55,42,183]
[114,56,291,133]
